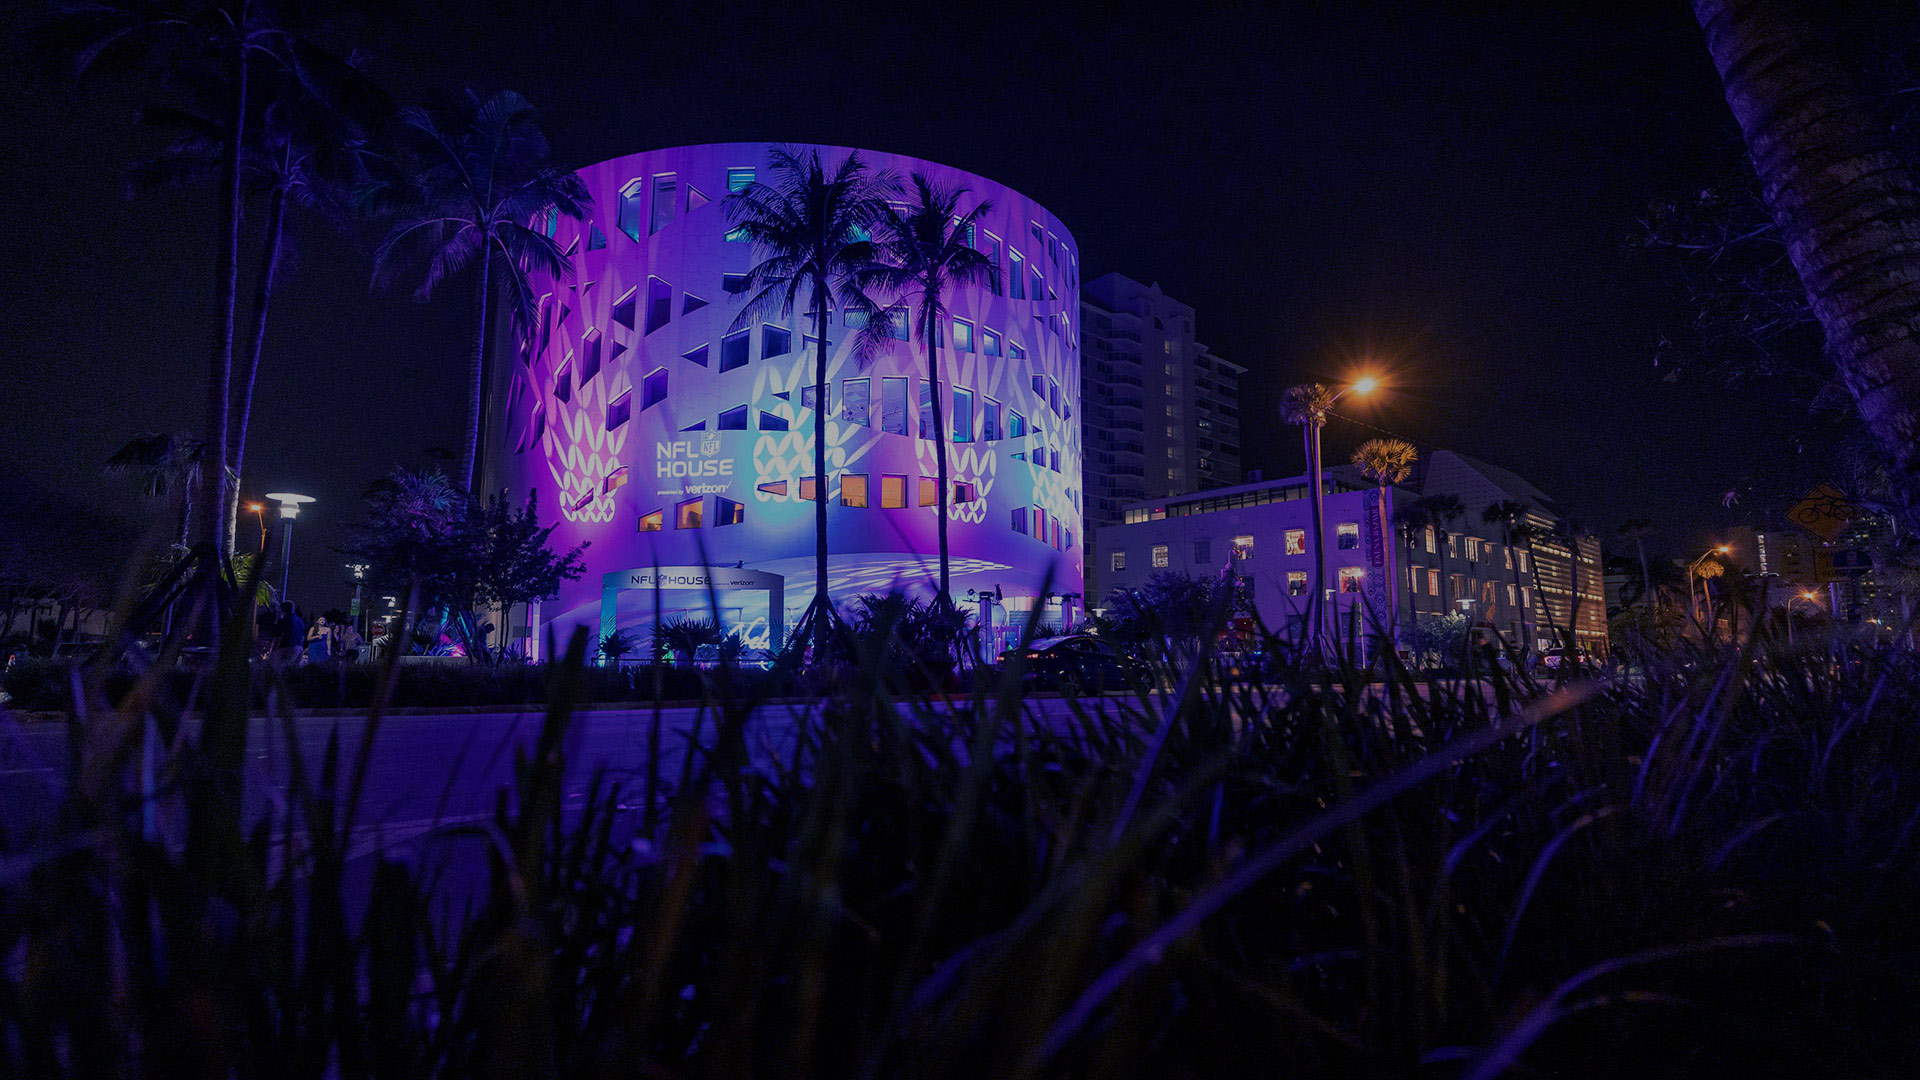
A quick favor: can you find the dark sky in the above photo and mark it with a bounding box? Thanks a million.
[1,1,1820,608]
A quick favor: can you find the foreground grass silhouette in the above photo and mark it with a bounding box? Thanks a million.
[4,596,1919,1078]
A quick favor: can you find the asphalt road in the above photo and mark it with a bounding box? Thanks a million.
[0,695,1124,869]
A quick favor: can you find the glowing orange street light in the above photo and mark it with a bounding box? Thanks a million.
[246,501,268,552]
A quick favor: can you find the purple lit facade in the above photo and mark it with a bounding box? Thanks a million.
[488,143,1084,652]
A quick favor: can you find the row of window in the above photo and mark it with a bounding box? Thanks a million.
[1009,505,1073,553]
[1409,568,1533,611]
[1415,527,1531,573]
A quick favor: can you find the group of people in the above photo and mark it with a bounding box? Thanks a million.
[259,601,365,664]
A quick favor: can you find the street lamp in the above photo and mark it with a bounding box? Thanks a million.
[264,492,316,602]
[1786,589,1820,648]
[346,563,370,635]
[245,501,268,552]
[1687,544,1731,635]
[1283,374,1380,653]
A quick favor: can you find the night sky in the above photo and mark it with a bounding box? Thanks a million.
[1,1,1822,608]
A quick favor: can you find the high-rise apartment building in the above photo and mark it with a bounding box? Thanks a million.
[1080,274,1244,591]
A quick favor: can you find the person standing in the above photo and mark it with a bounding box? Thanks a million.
[337,622,364,662]
[304,615,331,665]
[275,602,306,665]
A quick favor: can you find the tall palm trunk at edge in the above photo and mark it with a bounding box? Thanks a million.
[927,304,951,605]
[1304,424,1327,653]
[1697,0,1920,515]
[811,282,831,661]
[202,44,248,567]
[462,247,495,494]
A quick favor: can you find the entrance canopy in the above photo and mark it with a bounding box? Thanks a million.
[601,565,786,650]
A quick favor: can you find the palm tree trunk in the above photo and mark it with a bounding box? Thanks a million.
[811,282,831,662]
[1635,536,1652,605]
[1304,421,1327,653]
[227,177,288,552]
[1696,0,1920,508]
[926,300,951,606]
[203,41,248,564]
[461,245,494,493]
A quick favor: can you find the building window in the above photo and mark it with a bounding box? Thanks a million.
[607,391,631,431]
[842,378,870,426]
[1034,508,1047,543]
[1507,583,1517,606]
[799,476,818,502]
[953,480,977,503]
[881,474,907,508]
[727,166,754,192]
[675,497,702,529]
[1288,571,1308,596]
[1505,547,1514,570]
[650,173,676,234]
[612,289,637,331]
[1452,574,1467,599]
[757,481,787,498]
[642,368,667,410]
[1152,544,1169,568]
[1112,550,1126,571]
[1339,567,1364,593]
[1233,535,1255,559]
[1193,539,1210,564]
[553,363,571,403]
[759,410,787,431]
[982,398,1001,441]
[1337,522,1360,550]
[1518,551,1530,573]
[682,343,708,367]
[982,328,1001,356]
[618,180,644,241]
[647,277,672,333]
[1522,586,1532,608]
[722,273,749,295]
[1447,535,1459,558]
[1465,537,1481,561]
[882,377,909,435]
[952,388,973,442]
[919,477,939,506]
[724,224,750,243]
[638,509,663,531]
[841,474,869,507]
[716,497,745,526]
[1483,579,1497,606]
[1031,266,1045,302]
[720,330,750,372]
[683,293,708,315]
[1284,529,1305,556]
[1012,506,1028,534]
[1428,569,1441,596]
[1424,526,1436,553]
[1048,379,1060,414]
[919,381,934,439]
[952,318,973,352]
[1008,411,1026,438]
[1008,340,1027,360]
[718,404,748,430]
[1009,251,1025,299]
[762,325,791,356]
[587,224,607,251]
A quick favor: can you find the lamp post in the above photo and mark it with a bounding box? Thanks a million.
[264,492,316,602]
[1282,375,1379,653]
[245,501,268,552]
[1687,544,1731,638]
[346,563,369,636]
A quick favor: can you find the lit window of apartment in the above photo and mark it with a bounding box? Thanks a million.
[1447,535,1459,558]
[919,477,939,507]
[1428,569,1441,596]
[1152,544,1169,568]
[1505,547,1514,570]
[1507,583,1517,606]
[1011,507,1028,534]
[1284,529,1305,556]
[1336,522,1359,550]
[1287,571,1308,596]
[716,498,745,527]
[1338,567,1364,593]
[1425,526,1436,553]
[1465,537,1481,561]
[953,481,977,503]
[841,474,869,507]
[880,474,907,508]
[1451,574,1467,599]
[798,477,818,502]
[757,481,787,498]
[1111,550,1126,572]
[1522,587,1532,608]
[675,497,702,529]
[638,509,662,532]
[1518,551,1530,573]
[1232,534,1255,559]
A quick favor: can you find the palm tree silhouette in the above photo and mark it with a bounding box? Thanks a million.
[723,147,894,660]
[106,433,205,549]
[868,174,998,607]
[1280,383,1338,650]
[1351,437,1417,631]
[1618,518,1655,607]
[369,89,590,494]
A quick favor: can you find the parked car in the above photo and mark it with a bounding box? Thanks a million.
[997,635,1152,693]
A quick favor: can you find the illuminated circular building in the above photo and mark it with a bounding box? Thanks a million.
[489,143,1084,653]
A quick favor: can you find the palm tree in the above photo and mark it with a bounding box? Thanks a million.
[1280,383,1338,650]
[723,147,894,661]
[1351,437,1417,632]
[106,433,205,548]
[45,1,369,560]
[869,173,998,607]
[1695,0,1920,513]
[1481,499,1533,648]
[128,59,386,549]
[1618,518,1655,606]
[1414,493,1467,614]
[369,89,590,494]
